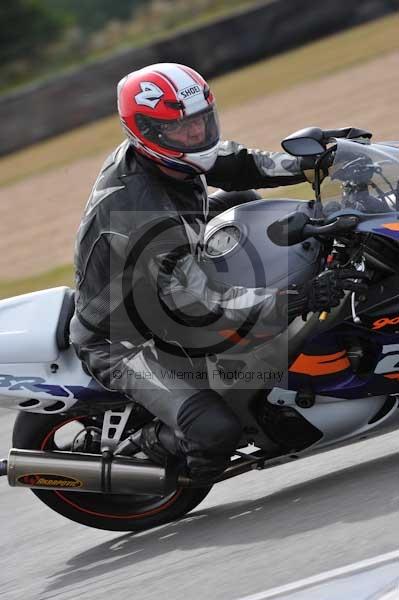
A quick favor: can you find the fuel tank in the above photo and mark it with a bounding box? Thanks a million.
[202,199,321,289]
[167,199,321,356]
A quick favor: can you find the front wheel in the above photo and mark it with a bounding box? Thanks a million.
[12,411,212,532]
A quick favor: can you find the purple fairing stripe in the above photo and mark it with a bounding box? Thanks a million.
[372,227,399,240]
[35,383,126,402]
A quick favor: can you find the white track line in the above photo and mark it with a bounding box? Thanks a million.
[236,549,399,600]
[229,511,253,520]
[159,532,178,540]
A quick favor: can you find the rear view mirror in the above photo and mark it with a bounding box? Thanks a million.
[282,127,326,156]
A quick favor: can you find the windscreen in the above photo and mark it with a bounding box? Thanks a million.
[320,139,399,217]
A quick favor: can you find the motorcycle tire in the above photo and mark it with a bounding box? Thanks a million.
[12,411,213,532]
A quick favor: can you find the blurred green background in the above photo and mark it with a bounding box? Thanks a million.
[1,0,256,92]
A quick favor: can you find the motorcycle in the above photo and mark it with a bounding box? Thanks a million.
[1,126,399,532]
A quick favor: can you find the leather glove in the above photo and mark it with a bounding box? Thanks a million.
[300,152,335,183]
[284,267,370,319]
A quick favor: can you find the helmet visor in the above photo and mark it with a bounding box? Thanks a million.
[136,105,220,153]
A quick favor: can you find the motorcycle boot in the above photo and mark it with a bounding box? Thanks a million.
[139,420,183,468]
[175,390,242,484]
[139,393,242,487]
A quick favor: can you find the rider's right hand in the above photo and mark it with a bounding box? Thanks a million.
[282,267,370,320]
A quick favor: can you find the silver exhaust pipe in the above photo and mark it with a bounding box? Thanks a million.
[5,449,178,496]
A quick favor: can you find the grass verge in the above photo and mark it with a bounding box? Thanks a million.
[1,12,399,188]
[0,265,74,300]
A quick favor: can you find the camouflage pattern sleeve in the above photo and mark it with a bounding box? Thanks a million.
[150,248,277,327]
[206,140,308,191]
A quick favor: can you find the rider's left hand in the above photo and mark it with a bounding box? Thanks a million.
[300,152,335,183]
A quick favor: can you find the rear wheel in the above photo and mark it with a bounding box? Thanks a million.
[12,411,212,532]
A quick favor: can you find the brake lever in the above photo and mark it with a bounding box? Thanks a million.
[351,259,365,324]
[319,259,365,323]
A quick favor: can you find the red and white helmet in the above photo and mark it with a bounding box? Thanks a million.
[117,63,220,175]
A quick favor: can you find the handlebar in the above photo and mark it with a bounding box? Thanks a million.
[267,212,360,246]
[302,214,360,238]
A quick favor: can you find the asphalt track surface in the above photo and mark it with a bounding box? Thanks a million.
[0,407,398,600]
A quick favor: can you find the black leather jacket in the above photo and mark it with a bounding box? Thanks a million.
[73,140,307,343]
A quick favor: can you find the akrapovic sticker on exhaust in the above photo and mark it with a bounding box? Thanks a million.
[17,474,83,488]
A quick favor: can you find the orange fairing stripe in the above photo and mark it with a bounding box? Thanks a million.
[384,372,399,379]
[382,223,399,231]
[219,329,249,346]
[289,351,350,376]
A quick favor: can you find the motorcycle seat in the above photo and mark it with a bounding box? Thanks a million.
[56,288,75,350]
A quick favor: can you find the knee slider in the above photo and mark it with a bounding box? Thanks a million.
[177,390,242,453]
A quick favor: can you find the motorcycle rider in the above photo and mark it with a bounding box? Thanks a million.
[70,63,368,485]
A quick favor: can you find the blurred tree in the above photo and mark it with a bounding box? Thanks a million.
[41,0,146,33]
[0,0,66,64]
